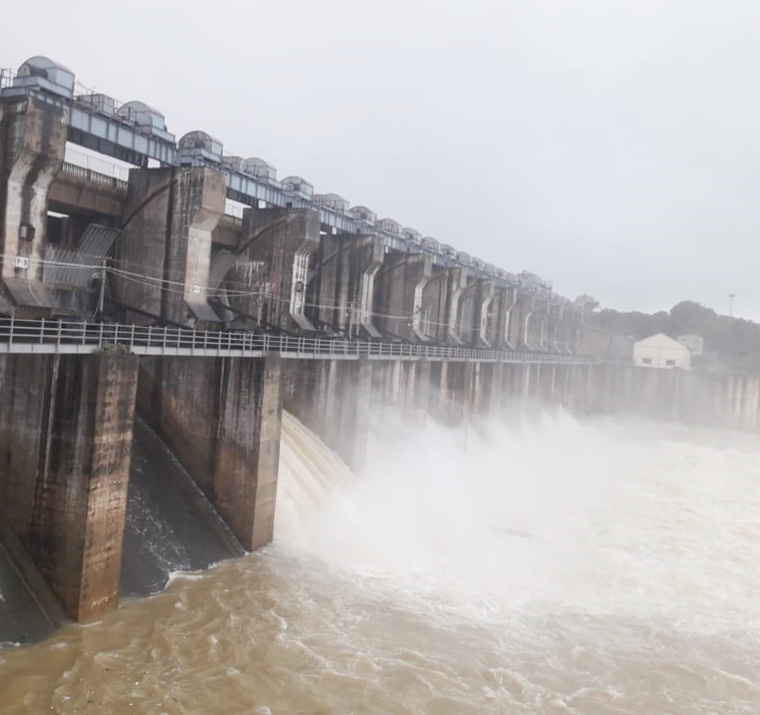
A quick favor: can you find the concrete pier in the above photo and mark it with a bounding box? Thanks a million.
[138,355,283,550]
[114,166,225,325]
[0,353,138,621]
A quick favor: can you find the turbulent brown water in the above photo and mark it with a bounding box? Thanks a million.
[2,411,760,714]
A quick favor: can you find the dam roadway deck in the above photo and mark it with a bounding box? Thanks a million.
[0,318,593,363]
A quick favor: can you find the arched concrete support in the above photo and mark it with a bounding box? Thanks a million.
[227,207,320,332]
[559,307,582,354]
[510,292,534,349]
[418,265,449,342]
[0,353,139,622]
[456,279,479,346]
[311,232,350,333]
[546,304,563,353]
[138,355,283,550]
[523,298,549,351]
[446,267,472,346]
[475,279,496,347]
[499,287,517,349]
[374,252,430,341]
[354,237,385,338]
[410,255,434,341]
[0,96,68,315]
[114,167,225,326]
[310,234,385,337]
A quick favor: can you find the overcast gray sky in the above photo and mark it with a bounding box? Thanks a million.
[5,0,760,318]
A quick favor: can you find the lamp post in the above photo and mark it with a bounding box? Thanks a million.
[729,293,736,317]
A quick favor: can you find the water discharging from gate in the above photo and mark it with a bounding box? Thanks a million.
[2,411,760,713]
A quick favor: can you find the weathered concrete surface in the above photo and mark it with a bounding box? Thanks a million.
[418,264,449,342]
[475,278,496,347]
[139,355,283,550]
[309,234,385,338]
[0,96,67,315]
[444,267,472,346]
[0,353,139,622]
[228,207,320,332]
[49,170,125,218]
[453,272,479,346]
[374,252,431,341]
[311,232,350,333]
[531,297,550,351]
[113,166,225,325]
[215,356,283,549]
[0,354,51,539]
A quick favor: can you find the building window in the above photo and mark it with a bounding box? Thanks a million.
[642,358,652,365]
[666,360,675,366]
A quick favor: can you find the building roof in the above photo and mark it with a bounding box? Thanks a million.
[634,332,688,349]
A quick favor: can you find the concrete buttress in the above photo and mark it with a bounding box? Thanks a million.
[445,267,472,345]
[114,167,225,325]
[0,96,67,315]
[475,278,496,347]
[229,207,320,332]
[374,252,431,341]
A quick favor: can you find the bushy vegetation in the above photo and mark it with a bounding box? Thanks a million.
[98,342,130,355]
[588,301,760,372]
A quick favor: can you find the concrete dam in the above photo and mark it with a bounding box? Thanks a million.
[1,55,759,646]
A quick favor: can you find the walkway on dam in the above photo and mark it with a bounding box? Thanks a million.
[0,318,593,364]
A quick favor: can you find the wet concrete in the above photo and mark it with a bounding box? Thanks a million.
[120,420,245,598]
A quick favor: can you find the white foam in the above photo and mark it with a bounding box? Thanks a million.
[276,410,760,631]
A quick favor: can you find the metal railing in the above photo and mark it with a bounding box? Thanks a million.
[0,318,595,364]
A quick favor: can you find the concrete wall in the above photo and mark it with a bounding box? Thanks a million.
[138,355,283,550]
